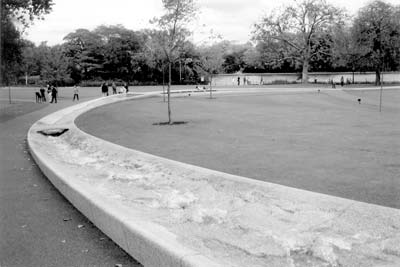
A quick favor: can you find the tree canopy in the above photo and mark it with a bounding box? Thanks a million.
[253,0,345,83]
[351,0,400,84]
[1,0,53,85]
[4,0,400,87]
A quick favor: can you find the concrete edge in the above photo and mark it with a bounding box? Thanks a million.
[27,92,224,267]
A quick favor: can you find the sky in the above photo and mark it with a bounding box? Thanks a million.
[24,0,400,46]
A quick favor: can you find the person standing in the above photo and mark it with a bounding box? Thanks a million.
[47,84,52,100]
[124,82,129,93]
[101,82,108,97]
[73,85,79,101]
[340,76,344,87]
[40,86,46,102]
[50,85,58,103]
[111,82,117,95]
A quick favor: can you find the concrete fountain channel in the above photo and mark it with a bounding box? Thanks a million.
[28,91,400,267]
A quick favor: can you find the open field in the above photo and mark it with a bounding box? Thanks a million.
[1,83,398,103]
[77,88,400,209]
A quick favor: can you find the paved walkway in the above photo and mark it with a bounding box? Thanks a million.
[0,100,141,267]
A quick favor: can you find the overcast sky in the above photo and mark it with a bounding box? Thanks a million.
[24,0,399,46]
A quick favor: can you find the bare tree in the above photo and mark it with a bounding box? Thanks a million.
[253,0,345,83]
[196,43,225,98]
[151,0,197,124]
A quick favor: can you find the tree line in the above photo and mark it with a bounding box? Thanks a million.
[1,0,400,87]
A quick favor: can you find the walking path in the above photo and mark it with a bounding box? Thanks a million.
[0,99,141,267]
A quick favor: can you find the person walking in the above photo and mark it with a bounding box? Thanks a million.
[340,76,344,87]
[73,85,79,101]
[50,85,58,103]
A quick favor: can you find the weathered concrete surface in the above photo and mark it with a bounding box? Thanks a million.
[28,91,400,267]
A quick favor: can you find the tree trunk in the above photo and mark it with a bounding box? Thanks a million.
[168,62,172,124]
[179,60,182,84]
[162,64,166,102]
[375,69,381,86]
[209,75,213,99]
[302,59,309,84]
[0,0,2,86]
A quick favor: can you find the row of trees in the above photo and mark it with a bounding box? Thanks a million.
[252,0,400,84]
[18,26,267,86]
[1,0,400,88]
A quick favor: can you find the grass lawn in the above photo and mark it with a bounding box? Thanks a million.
[77,89,400,209]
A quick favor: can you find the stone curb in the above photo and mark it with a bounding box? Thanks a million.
[27,92,223,267]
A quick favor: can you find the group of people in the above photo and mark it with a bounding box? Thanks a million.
[34,81,130,104]
[35,84,58,103]
[101,82,129,96]
[234,76,251,86]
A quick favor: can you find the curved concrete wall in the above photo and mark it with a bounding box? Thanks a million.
[28,91,400,267]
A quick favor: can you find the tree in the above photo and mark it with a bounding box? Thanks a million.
[351,0,400,85]
[94,25,144,82]
[196,43,225,98]
[1,18,24,86]
[253,0,344,83]
[21,40,40,85]
[36,43,70,85]
[1,0,53,85]
[63,29,104,81]
[150,0,197,124]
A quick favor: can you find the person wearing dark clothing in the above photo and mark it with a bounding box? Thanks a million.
[124,82,129,93]
[40,87,46,102]
[73,85,79,101]
[340,76,344,87]
[50,86,58,103]
[101,82,108,97]
[237,77,240,86]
